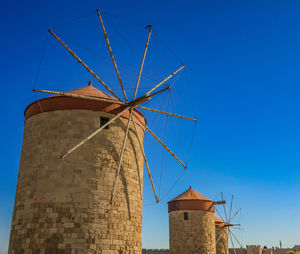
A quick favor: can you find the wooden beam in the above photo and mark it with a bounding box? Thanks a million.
[61,107,130,159]
[145,65,185,95]
[213,200,226,205]
[33,88,126,105]
[215,207,226,223]
[132,111,186,168]
[229,232,237,254]
[97,10,128,102]
[48,29,121,101]
[221,192,229,223]
[110,110,133,203]
[229,229,243,248]
[229,195,234,224]
[136,105,197,122]
[130,113,159,203]
[133,25,152,100]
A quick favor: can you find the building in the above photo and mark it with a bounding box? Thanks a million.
[168,186,216,254]
[8,83,146,253]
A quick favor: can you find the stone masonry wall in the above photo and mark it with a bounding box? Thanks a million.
[247,246,262,254]
[9,109,145,254]
[169,210,216,254]
[216,227,228,254]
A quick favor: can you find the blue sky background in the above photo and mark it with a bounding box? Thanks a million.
[1,0,300,252]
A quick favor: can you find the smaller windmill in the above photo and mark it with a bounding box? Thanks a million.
[215,193,243,254]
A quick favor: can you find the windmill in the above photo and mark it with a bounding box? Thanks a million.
[33,9,197,205]
[215,193,243,254]
[9,10,197,253]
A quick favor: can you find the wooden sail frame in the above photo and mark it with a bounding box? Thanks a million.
[215,193,243,253]
[35,11,198,203]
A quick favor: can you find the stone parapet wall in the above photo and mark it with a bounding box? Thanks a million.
[247,245,262,254]
[9,109,144,254]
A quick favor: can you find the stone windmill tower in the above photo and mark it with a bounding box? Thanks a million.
[8,10,196,254]
[168,187,225,254]
[215,193,243,254]
[215,215,229,254]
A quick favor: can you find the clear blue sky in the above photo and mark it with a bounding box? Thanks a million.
[1,0,300,252]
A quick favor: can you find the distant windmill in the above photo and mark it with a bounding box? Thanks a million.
[215,193,243,254]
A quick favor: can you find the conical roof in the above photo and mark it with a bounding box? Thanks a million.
[169,186,213,202]
[215,215,227,228]
[24,82,146,128]
[214,215,223,223]
[168,186,215,213]
[68,82,117,100]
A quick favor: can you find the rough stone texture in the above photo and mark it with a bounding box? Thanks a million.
[229,248,247,254]
[262,250,273,254]
[216,227,228,254]
[9,109,145,254]
[247,246,262,254]
[169,210,216,254]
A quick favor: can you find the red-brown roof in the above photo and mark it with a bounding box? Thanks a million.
[68,82,117,100]
[169,186,213,202]
[215,215,227,228]
[25,82,146,129]
[168,187,215,213]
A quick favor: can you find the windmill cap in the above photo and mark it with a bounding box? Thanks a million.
[168,187,215,213]
[25,82,146,129]
[214,215,227,228]
[169,186,213,202]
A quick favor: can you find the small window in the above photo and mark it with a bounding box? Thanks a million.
[100,117,109,129]
[184,212,188,220]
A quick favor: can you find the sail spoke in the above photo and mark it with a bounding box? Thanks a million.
[229,208,241,224]
[229,194,234,223]
[215,207,226,224]
[110,110,133,203]
[229,231,237,254]
[130,113,159,202]
[145,65,185,95]
[221,192,229,223]
[229,229,243,248]
[97,10,128,102]
[48,29,121,101]
[33,88,126,105]
[133,25,152,100]
[132,111,186,168]
[136,105,197,122]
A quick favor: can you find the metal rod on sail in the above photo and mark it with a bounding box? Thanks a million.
[146,65,185,95]
[110,110,133,203]
[132,111,186,168]
[33,88,125,105]
[48,29,121,101]
[61,107,130,159]
[97,9,128,102]
[136,105,197,121]
[131,113,159,202]
[133,25,152,100]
